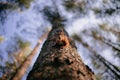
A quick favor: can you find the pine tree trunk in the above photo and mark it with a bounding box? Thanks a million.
[27,26,96,80]
[10,32,48,80]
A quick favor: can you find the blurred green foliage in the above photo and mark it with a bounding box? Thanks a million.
[63,0,85,12]
[0,36,5,43]
[5,62,17,72]
[17,40,30,50]
[99,23,110,31]
[105,8,116,15]
[92,8,102,14]
[0,0,33,11]
[95,74,102,80]
[18,0,33,8]
[0,2,18,11]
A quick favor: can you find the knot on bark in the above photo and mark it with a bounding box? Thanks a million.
[53,35,69,48]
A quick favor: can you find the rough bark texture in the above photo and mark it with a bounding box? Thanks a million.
[27,25,96,80]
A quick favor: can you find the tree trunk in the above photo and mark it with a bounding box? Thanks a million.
[10,32,48,80]
[27,26,96,80]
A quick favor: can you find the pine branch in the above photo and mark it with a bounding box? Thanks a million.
[72,34,120,79]
[89,31,120,52]
[103,39,120,52]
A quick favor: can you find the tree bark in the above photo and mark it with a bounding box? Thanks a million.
[27,26,96,80]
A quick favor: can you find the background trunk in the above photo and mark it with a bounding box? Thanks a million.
[10,32,48,80]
